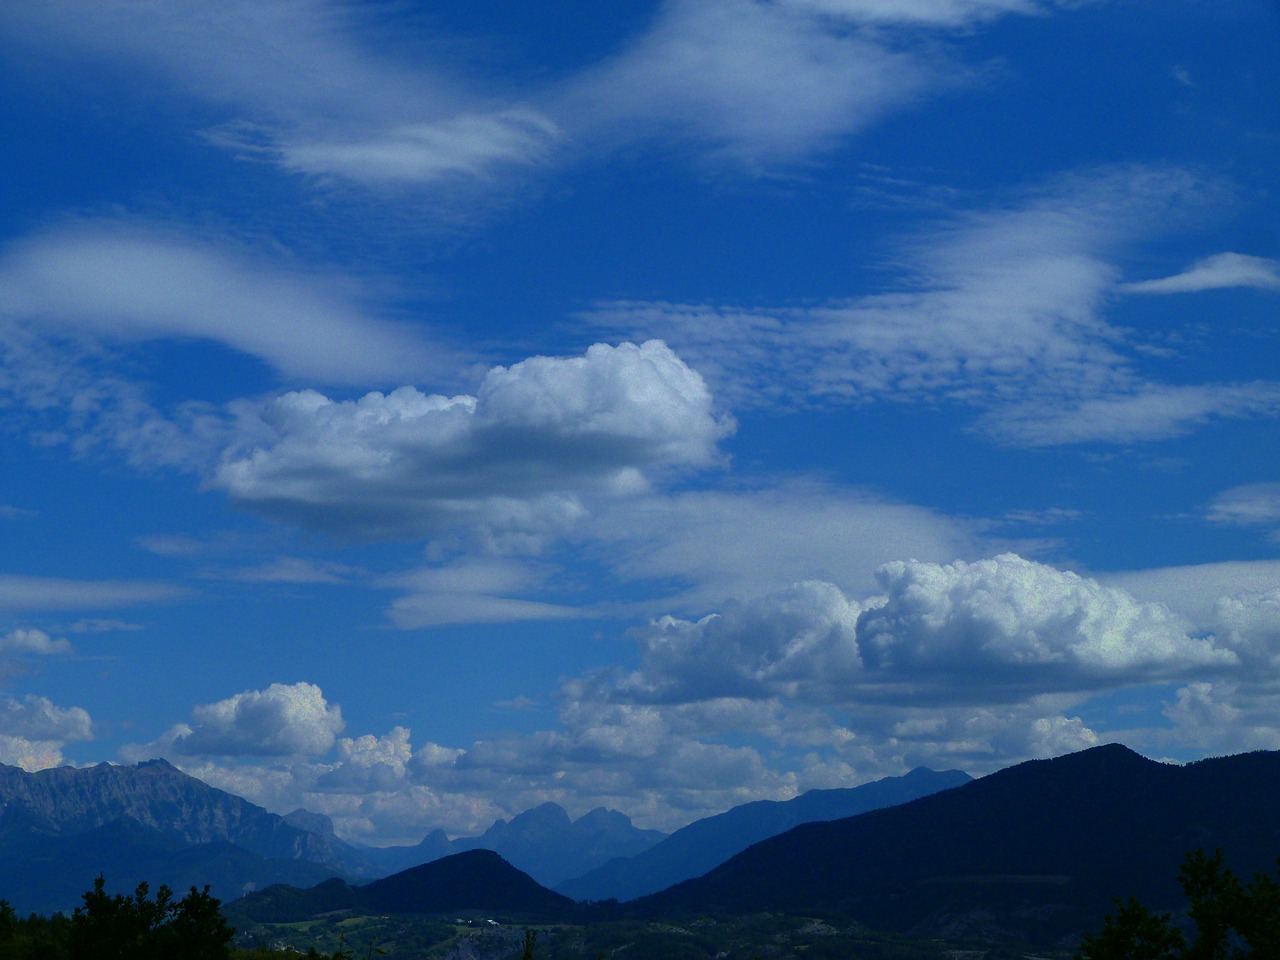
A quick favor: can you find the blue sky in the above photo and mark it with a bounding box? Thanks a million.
[0,0,1278,844]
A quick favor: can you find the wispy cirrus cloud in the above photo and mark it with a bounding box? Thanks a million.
[0,222,447,386]
[1121,252,1280,294]
[590,165,1280,446]
[0,574,187,612]
[0,1,560,192]
[0,0,1093,189]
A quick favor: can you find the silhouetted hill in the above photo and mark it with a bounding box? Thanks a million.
[558,766,971,901]
[231,849,576,923]
[639,744,1280,947]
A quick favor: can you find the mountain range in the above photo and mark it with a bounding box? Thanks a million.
[639,743,1280,946]
[359,802,667,887]
[0,756,966,914]
[556,765,972,901]
[227,744,1280,951]
[0,759,662,912]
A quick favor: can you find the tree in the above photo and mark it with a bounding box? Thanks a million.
[1078,851,1280,960]
[69,875,233,960]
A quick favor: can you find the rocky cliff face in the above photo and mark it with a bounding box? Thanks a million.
[0,758,347,868]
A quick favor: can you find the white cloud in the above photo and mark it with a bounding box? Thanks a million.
[1122,252,1280,294]
[212,341,731,542]
[0,628,72,656]
[618,582,863,703]
[122,547,1277,839]
[0,1,560,191]
[0,0,1072,188]
[590,167,1178,410]
[590,166,1280,446]
[275,109,560,186]
[386,559,584,628]
[0,736,73,772]
[0,223,445,386]
[858,555,1233,695]
[223,557,357,584]
[1210,589,1280,667]
[0,574,187,611]
[1162,680,1280,754]
[1100,560,1280,630]
[561,0,938,169]
[586,482,979,610]
[980,382,1280,445]
[780,0,1047,26]
[134,682,345,759]
[1206,483,1280,527]
[0,694,93,742]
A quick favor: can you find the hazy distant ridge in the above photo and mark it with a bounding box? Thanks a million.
[557,766,971,901]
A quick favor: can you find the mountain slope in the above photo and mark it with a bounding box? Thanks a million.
[0,759,365,912]
[450,802,666,887]
[558,766,971,902]
[231,849,576,923]
[357,802,666,886]
[640,744,1280,946]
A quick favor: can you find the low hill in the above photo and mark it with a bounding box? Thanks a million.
[639,744,1280,948]
[230,849,576,923]
[558,766,970,901]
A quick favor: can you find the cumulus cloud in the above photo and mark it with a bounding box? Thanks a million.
[1211,588,1280,667]
[0,628,72,656]
[1101,559,1280,630]
[136,682,345,759]
[0,694,93,743]
[618,582,863,703]
[1122,252,1280,294]
[0,222,445,386]
[124,550,1277,839]
[600,554,1229,715]
[858,555,1233,697]
[1162,680,1280,754]
[0,736,73,772]
[212,340,731,542]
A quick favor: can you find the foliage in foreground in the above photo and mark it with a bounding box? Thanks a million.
[0,875,236,960]
[1078,850,1280,960]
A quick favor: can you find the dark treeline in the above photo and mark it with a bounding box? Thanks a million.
[0,876,343,960]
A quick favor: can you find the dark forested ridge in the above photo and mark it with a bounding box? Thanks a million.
[637,744,1280,945]
[229,849,576,924]
[557,766,971,901]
